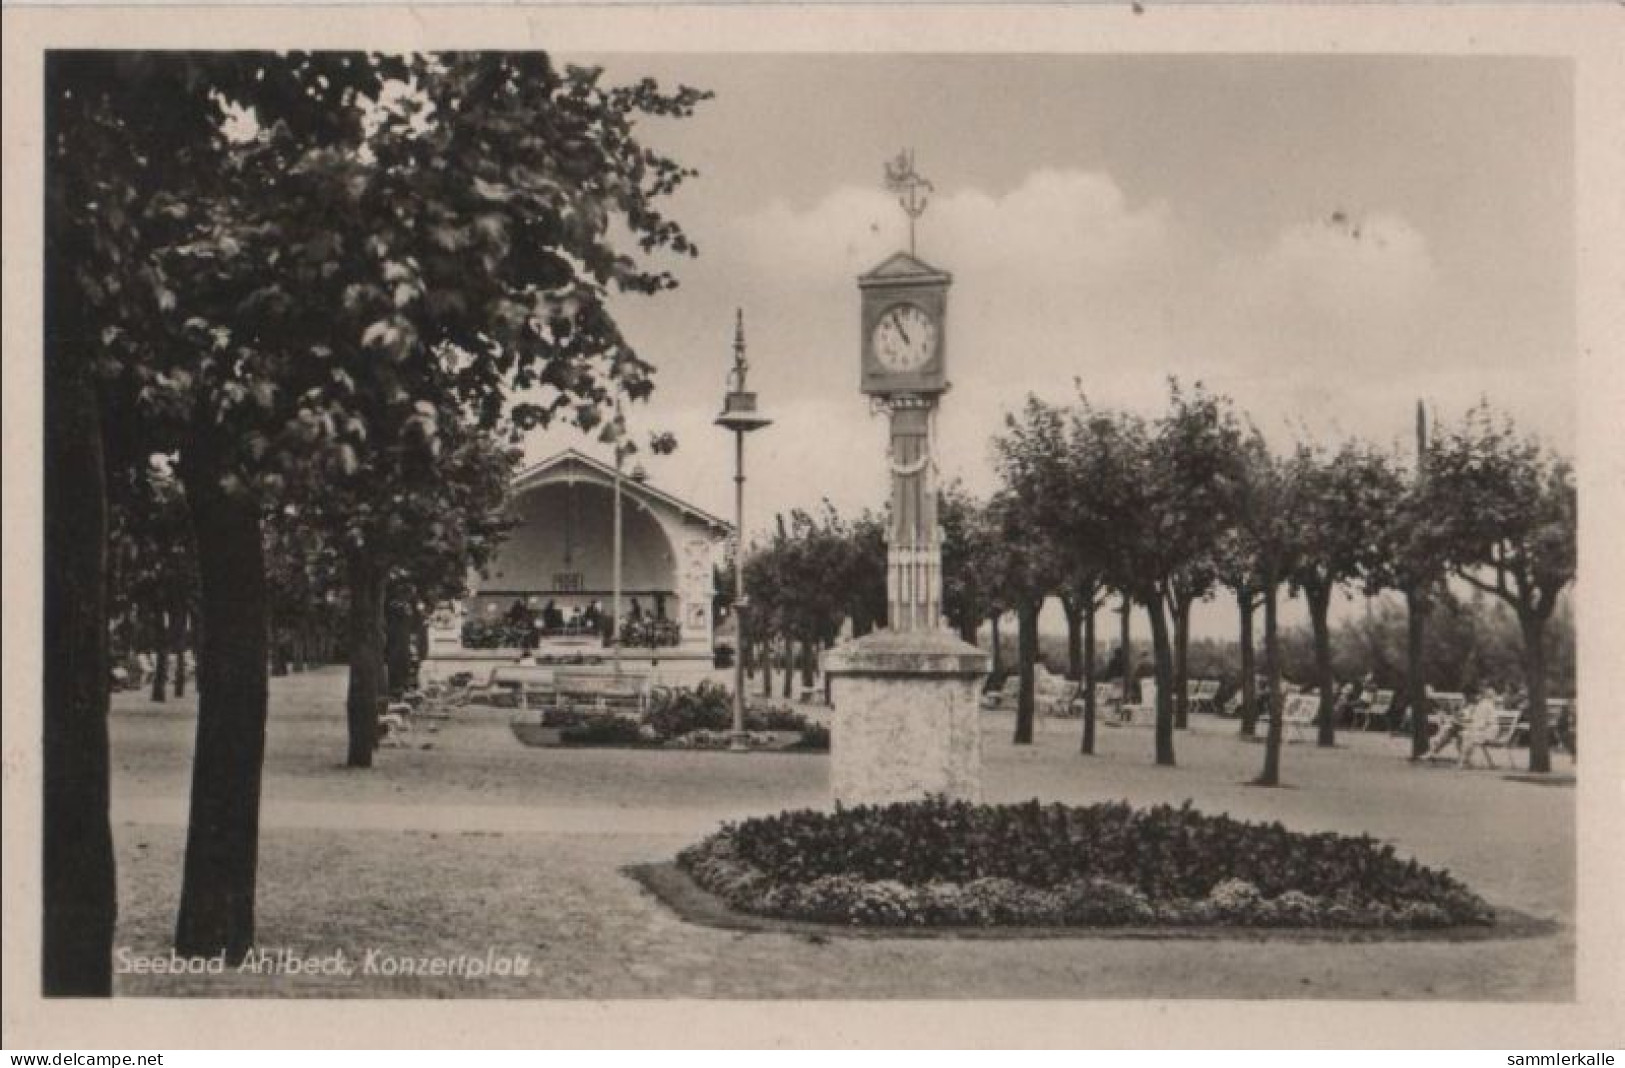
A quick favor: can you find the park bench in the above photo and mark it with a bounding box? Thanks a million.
[1422,691,1467,737]
[982,670,1071,716]
[1118,681,1157,725]
[1187,679,1221,716]
[1068,681,1123,720]
[1278,692,1321,743]
[981,674,1021,711]
[1460,708,1525,769]
[529,669,651,715]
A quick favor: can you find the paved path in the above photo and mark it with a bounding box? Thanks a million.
[107,669,1576,1000]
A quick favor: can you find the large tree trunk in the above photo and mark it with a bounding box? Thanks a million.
[385,600,414,698]
[43,340,117,995]
[800,638,816,690]
[1172,593,1192,730]
[345,550,387,769]
[1238,589,1258,737]
[781,636,794,699]
[760,636,773,698]
[1013,600,1040,745]
[1062,596,1083,681]
[1520,611,1552,774]
[174,465,269,962]
[989,614,1003,676]
[1145,593,1176,767]
[1080,601,1097,755]
[1405,587,1431,759]
[1256,578,1285,786]
[1308,583,1337,748]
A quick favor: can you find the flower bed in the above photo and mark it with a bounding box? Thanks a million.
[508,684,830,751]
[643,683,830,751]
[675,799,1495,930]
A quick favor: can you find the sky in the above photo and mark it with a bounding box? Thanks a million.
[527,53,1576,639]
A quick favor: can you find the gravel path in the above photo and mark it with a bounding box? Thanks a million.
[108,668,1575,999]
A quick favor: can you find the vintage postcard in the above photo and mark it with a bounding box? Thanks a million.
[3,2,1622,1051]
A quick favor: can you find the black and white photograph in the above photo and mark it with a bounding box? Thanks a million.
[4,3,1622,1051]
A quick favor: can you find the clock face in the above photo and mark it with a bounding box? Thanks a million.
[871,304,938,372]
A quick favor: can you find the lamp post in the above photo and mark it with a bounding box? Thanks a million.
[612,391,624,675]
[714,309,771,751]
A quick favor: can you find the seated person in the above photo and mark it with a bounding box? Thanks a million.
[1458,688,1506,769]
[377,703,411,748]
[1553,702,1576,756]
[1424,689,1476,761]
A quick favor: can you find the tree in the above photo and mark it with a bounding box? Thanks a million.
[1214,527,1265,737]
[1282,440,1395,747]
[1085,384,1243,766]
[939,485,997,645]
[44,49,408,991]
[1425,403,1576,773]
[1360,412,1446,759]
[841,510,889,638]
[1047,395,1127,755]
[991,398,1073,745]
[47,51,710,968]
[107,457,198,702]
[1231,432,1304,787]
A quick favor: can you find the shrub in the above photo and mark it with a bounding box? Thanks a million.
[645,681,733,738]
[560,716,646,746]
[676,798,1495,930]
[462,619,529,649]
[643,684,830,749]
[791,722,831,751]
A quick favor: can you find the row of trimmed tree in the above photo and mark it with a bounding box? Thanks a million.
[974,383,1575,788]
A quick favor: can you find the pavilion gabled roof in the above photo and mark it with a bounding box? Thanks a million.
[511,448,732,535]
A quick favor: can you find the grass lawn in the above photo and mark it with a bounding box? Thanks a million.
[108,667,1574,999]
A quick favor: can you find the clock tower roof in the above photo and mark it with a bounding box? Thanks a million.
[859,250,952,288]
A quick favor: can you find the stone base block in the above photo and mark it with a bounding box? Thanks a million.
[822,629,990,806]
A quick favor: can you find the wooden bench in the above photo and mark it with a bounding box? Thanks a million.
[981,675,1022,711]
[1068,681,1124,721]
[1461,708,1524,769]
[981,671,1071,716]
[1118,681,1157,725]
[1187,679,1221,716]
[1279,692,1321,743]
[533,670,650,714]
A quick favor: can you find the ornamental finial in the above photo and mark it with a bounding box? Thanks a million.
[730,308,748,392]
[883,149,934,256]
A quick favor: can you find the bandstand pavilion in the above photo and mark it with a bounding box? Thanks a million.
[420,449,732,681]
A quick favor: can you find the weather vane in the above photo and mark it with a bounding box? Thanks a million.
[884,149,934,256]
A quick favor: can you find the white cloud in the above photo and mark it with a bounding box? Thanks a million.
[1229,211,1437,321]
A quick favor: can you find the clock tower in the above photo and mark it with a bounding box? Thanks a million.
[822,151,990,805]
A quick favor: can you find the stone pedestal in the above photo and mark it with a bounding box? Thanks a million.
[822,629,990,805]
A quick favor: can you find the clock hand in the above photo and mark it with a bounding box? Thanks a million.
[895,319,911,346]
